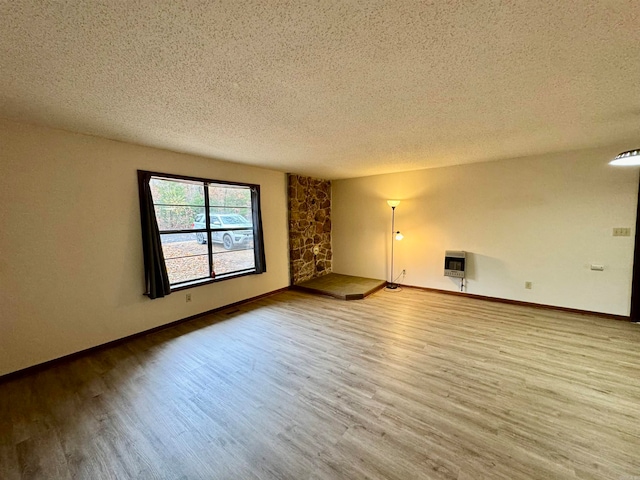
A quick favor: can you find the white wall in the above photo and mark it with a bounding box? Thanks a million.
[0,119,289,376]
[333,149,638,316]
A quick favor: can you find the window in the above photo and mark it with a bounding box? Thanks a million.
[138,170,266,294]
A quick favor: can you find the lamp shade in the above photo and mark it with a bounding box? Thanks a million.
[387,200,401,207]
[610,149,640,166]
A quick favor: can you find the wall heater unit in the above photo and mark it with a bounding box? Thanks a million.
[444,251,466,278]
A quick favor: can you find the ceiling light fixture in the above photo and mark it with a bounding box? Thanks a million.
[609,149,640,166]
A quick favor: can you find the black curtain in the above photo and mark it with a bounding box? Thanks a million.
[137,171,171,299]
[251,186,267,274]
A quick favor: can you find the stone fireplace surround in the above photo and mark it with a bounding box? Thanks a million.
[287,174,332,284]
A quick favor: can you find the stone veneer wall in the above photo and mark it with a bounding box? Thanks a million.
[288,174,332,284]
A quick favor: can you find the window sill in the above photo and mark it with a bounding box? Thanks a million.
[169,269,257,292]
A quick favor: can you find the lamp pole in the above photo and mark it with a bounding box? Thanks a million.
[386,200,401,289]
[390,205,397,288]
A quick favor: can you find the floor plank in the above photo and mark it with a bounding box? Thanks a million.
[1,288,639,479]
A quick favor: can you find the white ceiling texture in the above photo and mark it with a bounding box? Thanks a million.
[1,1,639,179]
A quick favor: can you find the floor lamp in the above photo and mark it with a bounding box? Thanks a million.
[387,200,403,289]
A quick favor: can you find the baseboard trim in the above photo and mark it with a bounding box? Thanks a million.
[402,284,630,321]
[0,286,290,384]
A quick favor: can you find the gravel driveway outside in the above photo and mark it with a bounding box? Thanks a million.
[161,237,255,284]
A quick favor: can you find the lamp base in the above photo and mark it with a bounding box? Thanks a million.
[386,282,399,290]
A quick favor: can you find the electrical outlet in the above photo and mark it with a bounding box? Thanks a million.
[186,293,192,302]
[525,281,532,289]
[401,269,406,275]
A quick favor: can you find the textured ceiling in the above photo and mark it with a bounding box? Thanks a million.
[1,1,639,179]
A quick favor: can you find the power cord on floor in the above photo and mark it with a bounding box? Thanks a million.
[384,271,405,292]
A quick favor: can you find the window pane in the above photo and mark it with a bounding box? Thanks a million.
[165,255,209,284]
[209,185,251,215]
[160,233,209,284]
[154,205,205,231]
[209,214,253,235]
[150,178,205,206]
[210,225,253,249]
[151,178,206,231]
[212,231,255,276]
[213,250,255,276]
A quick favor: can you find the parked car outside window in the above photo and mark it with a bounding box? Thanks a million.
[193,213,253,250]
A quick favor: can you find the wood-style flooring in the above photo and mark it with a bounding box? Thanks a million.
[1,288,639,479]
